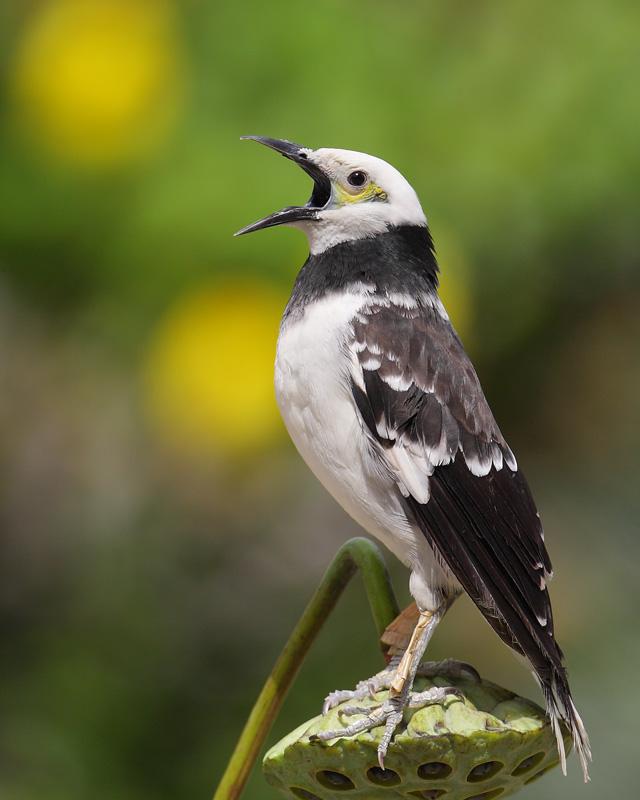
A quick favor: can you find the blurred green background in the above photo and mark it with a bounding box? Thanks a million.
[0,1,638,798]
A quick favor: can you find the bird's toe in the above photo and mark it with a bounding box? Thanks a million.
[417,658,481,683]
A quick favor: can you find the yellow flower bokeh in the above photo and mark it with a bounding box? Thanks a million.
[143,283,286,458]
[11,0,183,167]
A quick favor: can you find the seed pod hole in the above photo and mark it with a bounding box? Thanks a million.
[463,790,504,800]
[315,770,355,791]
[525,763,557,785]
[409,790,447,799]
[417,762,452,780]
[290,789,321,800]
[511,752,545,776]
[467,760,504,782]
[366,766,401,786]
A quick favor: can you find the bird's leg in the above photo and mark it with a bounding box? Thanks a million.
[388,606,435,695]
[315,605,457,767]
[379,602,479,682]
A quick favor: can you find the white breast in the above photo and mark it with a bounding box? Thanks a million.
[274,290,452,608]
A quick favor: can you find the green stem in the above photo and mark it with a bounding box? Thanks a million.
[212,537,400,800]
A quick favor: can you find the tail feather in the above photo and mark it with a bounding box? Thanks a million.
[541,669,591,782]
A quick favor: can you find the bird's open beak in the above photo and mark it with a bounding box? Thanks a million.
[234,136,332,236]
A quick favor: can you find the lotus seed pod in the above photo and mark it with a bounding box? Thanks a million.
[263,674,570,800]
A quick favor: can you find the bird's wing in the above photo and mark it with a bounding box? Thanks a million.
[349,298,562,673]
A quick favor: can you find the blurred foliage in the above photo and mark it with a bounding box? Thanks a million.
[0,1,638,799]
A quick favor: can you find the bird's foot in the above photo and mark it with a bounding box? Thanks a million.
[321,661,399,715]
[313,684,462,768]
[416,657,481,683]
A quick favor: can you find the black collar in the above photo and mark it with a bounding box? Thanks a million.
[285,225,439,319]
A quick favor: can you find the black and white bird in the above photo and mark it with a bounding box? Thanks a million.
[236,137,591,780]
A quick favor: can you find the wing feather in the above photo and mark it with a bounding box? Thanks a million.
[349,297,555,663]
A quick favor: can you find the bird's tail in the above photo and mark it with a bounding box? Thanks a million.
[539,667,591,782]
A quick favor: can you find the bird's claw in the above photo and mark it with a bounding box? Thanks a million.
[313,695,404,768]
[321,664,397,715]
[407,685,462,707]
[322,690,356,716]
[339,703,381,717]
[416,658,481,683]
[314,685,461,767]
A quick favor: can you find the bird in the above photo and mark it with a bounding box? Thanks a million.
[236,136,591,780]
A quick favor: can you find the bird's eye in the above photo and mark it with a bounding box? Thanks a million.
[347,170,368,188]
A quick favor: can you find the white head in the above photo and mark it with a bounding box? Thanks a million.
[236,137,427,254]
